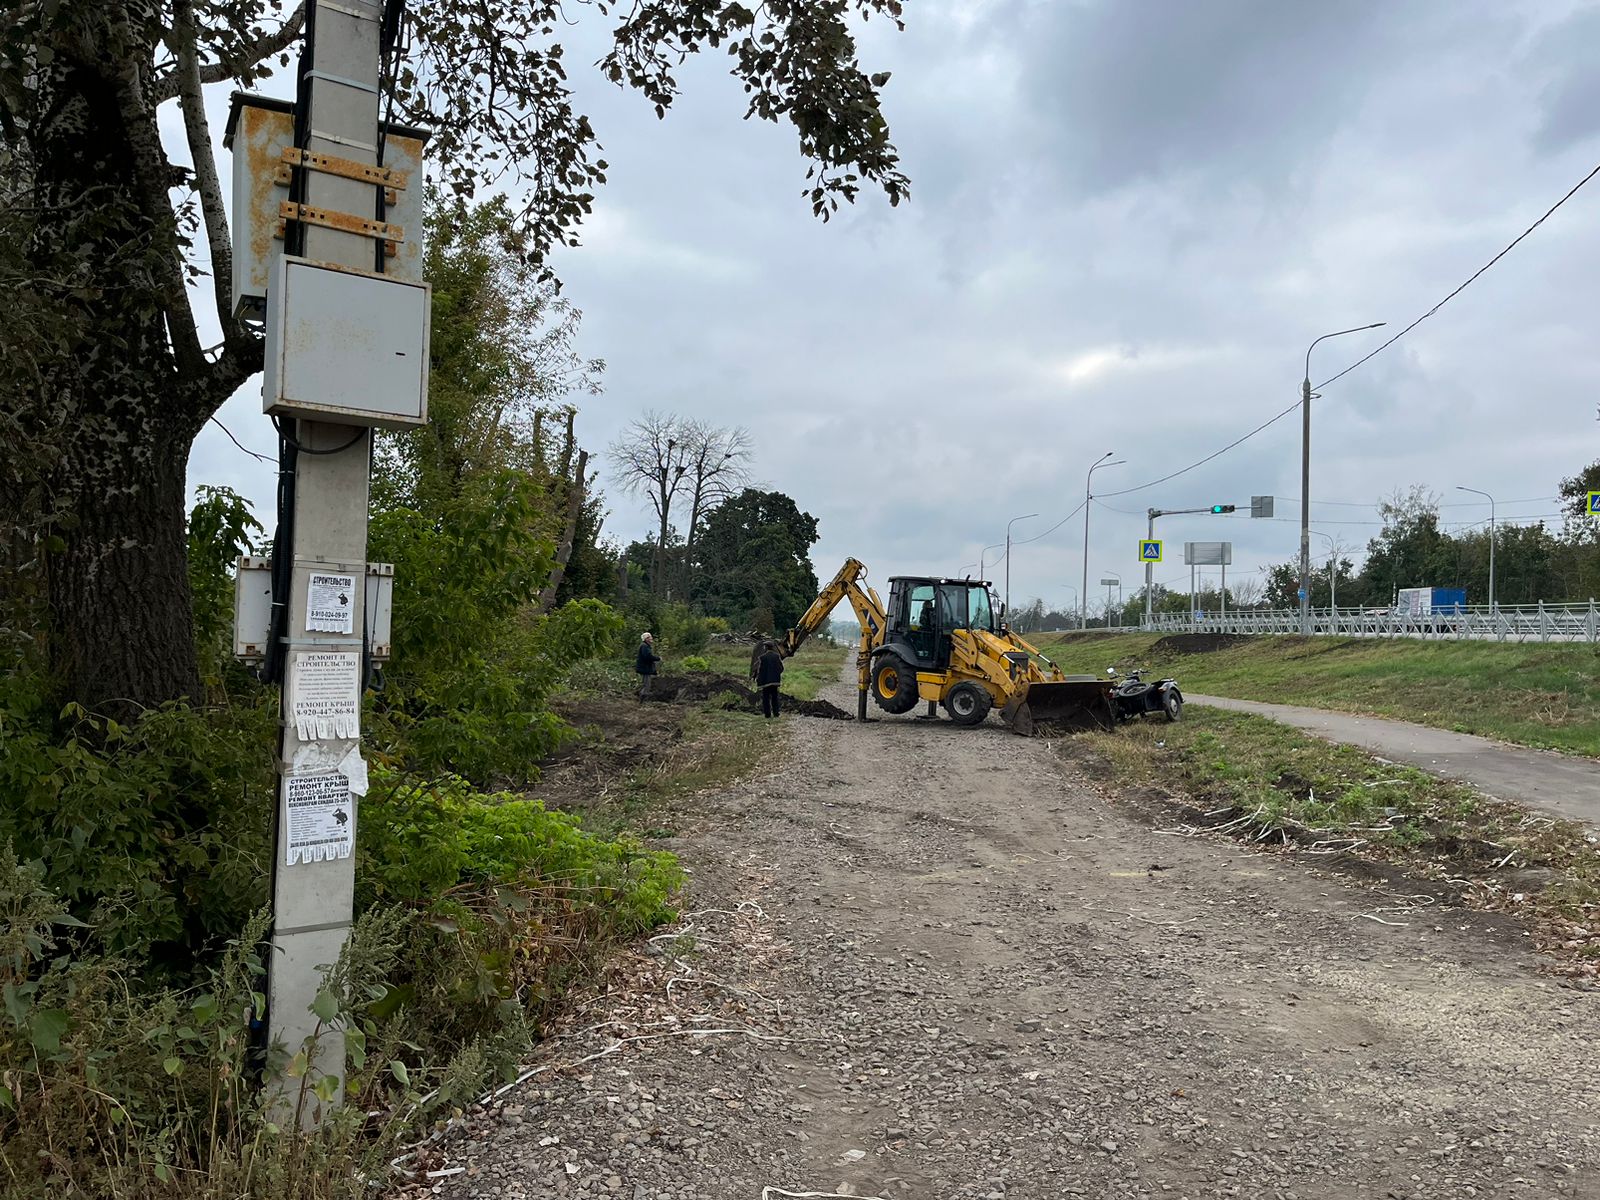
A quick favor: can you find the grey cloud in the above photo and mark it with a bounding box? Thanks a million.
[187,0,1600,614]
[1529,8,1600,154]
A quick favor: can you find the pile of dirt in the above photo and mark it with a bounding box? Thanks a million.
[645,673,853,720]
[1149,631,1252,655]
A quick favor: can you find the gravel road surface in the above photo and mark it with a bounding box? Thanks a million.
[1189,694,1600,828]
[425,660,1599,1200]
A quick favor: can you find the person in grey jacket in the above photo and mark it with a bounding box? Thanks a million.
[635,632,661,701]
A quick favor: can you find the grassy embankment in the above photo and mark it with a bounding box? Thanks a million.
[1054,707,1600,975]
[547,639,846,835]
[1032,631,1600,755]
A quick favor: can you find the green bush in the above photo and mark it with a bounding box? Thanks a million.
[618,598,716,656]
[357,768,681,1058]
[0,745,683,1195]
[369,472,624,782]
[0,676,276,967]
[680,655,711,673]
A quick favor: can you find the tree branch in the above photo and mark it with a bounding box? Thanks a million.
[150,3,308,106]
[108,10,206,379]
[172,0,236,342]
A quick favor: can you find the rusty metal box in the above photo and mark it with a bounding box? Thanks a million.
[223,94,427,320]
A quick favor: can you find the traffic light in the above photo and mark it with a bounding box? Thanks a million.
[1210,504,1236,514]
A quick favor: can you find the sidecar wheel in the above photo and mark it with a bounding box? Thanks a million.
[1162,689,1183,722]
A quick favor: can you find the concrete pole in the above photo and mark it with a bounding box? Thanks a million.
[1299,374,1312,637]
[1082,453,1115,630]
[269,0,386,1123]
[1301,323,1384,636]
[1145,509,1156,627]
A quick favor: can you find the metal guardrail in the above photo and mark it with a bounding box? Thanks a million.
[1133,602,1600,643]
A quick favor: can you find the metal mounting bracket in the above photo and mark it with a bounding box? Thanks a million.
[274,146,408,194]
[275,200,402,254]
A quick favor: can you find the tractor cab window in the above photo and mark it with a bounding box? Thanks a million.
[937,585,967,630]
[906,583,937,660]
[967,585,994,631]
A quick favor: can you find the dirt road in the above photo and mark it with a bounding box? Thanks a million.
[1190,694,1600,828]
[429,660,1599,1200]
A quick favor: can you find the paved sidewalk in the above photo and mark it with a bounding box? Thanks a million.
[1190,694,1600,827]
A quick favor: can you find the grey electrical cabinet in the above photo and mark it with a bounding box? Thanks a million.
[262,256,430,429]
[233,558,395,662]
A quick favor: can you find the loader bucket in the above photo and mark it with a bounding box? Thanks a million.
[1001,676,1116,736]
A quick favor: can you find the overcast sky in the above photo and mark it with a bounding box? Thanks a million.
[186,0,1600,616]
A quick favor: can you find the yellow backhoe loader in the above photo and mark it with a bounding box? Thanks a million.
[781,559,1115,735]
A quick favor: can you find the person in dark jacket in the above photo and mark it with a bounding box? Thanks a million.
[635,632,661,701]
[755,641,784,718]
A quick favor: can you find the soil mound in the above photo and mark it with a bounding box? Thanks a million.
[645,674,852,720]
[1149,632,1252,655]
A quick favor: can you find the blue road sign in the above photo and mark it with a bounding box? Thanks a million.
[1139,539,1163,562]
[1588,491,1600,515]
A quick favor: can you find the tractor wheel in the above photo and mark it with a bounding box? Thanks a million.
[943,681,993,727]
[1162,688,1184,722]
[872,654,920,714]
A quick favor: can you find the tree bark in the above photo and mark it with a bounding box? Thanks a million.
[535,449,587,615]
[21,4,259,716]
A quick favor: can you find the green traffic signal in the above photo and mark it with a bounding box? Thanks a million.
[1210,504,1236,514]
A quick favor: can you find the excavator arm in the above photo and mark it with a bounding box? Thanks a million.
[781,558,887,720]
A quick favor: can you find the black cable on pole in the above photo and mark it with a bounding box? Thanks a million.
[1011,499,1087,546]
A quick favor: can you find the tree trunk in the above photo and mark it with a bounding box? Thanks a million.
[20,6,248,716]
[654,472,671,596]
[47,429,201,716]
[535,449,587,615]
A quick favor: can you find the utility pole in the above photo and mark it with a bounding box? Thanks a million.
[264,0,415,1124]
[1005,513,1037,617]
[1300,323,1384,635]
[1145,508,1158,627]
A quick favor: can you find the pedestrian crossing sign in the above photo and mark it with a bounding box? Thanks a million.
[1139,540,1163,562]
[1588,491,1600,516]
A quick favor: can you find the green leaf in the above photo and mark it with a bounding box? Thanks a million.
[52,912,91,928]
[0,1085,13,1110]
[28,1008,69,1053]
[311,990,339,1025]
[313,1073,340,1103]
[344,1027,367,1070]
[163,1056,182,1076]
[388,1059,410,1087]
[3,982,33,1025]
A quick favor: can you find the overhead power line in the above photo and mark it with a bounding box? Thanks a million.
[1315,160,1600,389]
[1012,499,1087,546]
[1093,158,1600,503]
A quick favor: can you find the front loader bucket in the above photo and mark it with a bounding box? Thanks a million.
[1001,677,1116,736]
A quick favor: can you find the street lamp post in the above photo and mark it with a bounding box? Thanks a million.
[1081,452,1123,631]
[1005,513,1038,616]
[1300,323,1385,635]
[978,541,1005,582]
[1455,486,1496,613]
[1311,531,1337,614]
